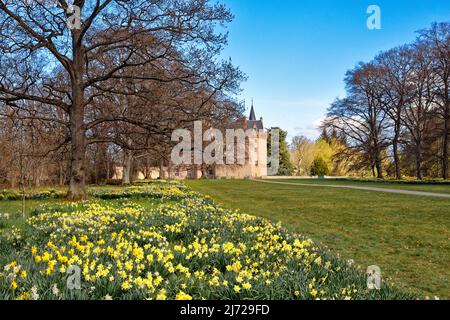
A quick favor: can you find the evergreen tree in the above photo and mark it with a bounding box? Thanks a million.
[268,128,294,176]
[311,157,330,176]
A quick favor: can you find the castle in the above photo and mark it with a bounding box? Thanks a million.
[113,105,268,180]
[212,104,268,179]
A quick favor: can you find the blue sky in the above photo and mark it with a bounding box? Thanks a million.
[221,0,450,140]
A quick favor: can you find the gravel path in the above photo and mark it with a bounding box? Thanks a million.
[254,180,450,199]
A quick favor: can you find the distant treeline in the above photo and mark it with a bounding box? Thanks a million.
[322,22,449,180]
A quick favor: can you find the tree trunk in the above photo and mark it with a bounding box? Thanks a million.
[122,149,132,185]
[68,40,87,200]
[443,108,449,180]
[9,170,16,188]
[94,162,98,185]
[168,163,173,180]
[132,167,140,183]
[68,104,87,200]
[106,158,110,181]
[145,158,151,179]
[201,165,210,179]
[416,147,423,180]
[416,160,423,180]
[375,156,384,179]
[35,168,41,187]
[159,161,165,179]
[59,162,64,186]
[393,129,402,180]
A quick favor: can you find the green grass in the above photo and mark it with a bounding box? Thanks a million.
[186,179,450,299]
[0,199,60,230]
[269,179,450,194]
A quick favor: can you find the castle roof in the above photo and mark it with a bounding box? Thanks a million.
[247,102,264,130]
[249,105,257,121]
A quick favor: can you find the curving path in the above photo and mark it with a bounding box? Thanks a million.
[253,179,450,199]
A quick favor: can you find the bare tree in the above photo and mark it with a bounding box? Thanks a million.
[375,46,416,179]
[324,22,449,180]
[0,0,243,199]
[290,136,315,176]
[401,44,437,179]
[418,22,450,179]
[325,63,389,178]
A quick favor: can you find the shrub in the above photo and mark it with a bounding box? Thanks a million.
[310,157,330,176]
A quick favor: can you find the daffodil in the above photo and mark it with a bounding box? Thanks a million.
[176,291,192,300]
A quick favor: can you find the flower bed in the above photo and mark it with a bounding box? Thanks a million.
[0,183,414,300]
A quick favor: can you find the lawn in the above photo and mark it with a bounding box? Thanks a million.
[186,179,450,299]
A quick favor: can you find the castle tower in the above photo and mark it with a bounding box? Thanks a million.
[247,102,267,178]
[210,100,268,179]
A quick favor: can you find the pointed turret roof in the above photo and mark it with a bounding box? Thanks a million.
[247,100,264,130]
[249,102,257,121]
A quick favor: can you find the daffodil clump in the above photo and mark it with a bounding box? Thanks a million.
[90,183,192,200]
[0,182,413,300]
[0,181,191,202]
[0,189,65,201]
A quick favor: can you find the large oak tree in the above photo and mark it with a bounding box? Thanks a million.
[0,0,242,199]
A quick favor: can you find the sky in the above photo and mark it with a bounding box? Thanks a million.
[221,0,450,140]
